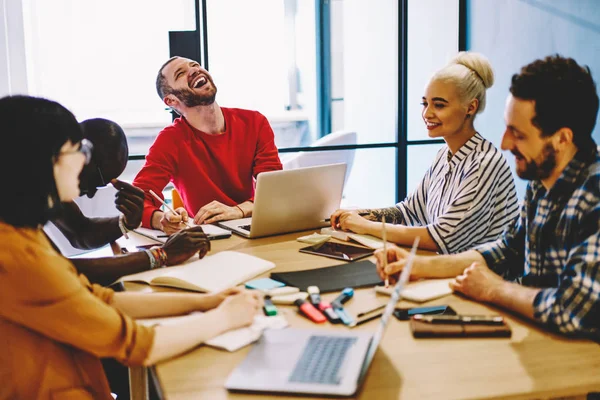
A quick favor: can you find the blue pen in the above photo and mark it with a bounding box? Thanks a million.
[331,288,354,309]
[332,288,355,326]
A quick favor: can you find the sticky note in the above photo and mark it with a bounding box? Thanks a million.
[245,278,285,291]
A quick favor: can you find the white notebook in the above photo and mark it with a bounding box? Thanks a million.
[116,251,275,293]
[320,227,385,249]
[375,278,454,303]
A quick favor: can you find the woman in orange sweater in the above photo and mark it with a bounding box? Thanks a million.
[0,96,262,399]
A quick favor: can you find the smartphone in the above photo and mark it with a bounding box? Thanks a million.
[299,241,374,262]
[393,305,456,321]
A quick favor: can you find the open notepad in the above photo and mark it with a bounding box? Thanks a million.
[375,278,454,303]
[116,251,275,293]
[320,227,385,249]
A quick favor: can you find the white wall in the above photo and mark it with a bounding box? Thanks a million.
[467,0,600,199]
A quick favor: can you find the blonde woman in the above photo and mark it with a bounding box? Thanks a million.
[331,52,518,254]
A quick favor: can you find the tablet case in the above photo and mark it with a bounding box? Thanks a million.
[270,260,382,293]
[409,317,512,338]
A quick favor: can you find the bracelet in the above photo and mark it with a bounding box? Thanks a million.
[153,247,168,267]
[145,249,159,269]
[118,214,129,239]
[235,205,245,218]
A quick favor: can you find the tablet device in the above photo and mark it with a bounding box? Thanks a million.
[299,241,374,261]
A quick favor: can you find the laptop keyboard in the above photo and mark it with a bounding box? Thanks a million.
[289,335,357,385]
[239,224,251,231]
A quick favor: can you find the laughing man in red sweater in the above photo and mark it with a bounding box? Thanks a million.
[133,57,282,234]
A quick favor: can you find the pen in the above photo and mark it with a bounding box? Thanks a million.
[357,304,386,318]
[382,216,389,288]
[324,212,370,223]
[413,314,505,325]
[132,229,166,244]
[331,288,354,309]
[149,190,193,228]
[351,312,383,328]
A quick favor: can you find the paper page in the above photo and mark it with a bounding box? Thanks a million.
[375,278,454,303]
[136,314,288,352]
[116,266,173,285]
[117,251,276,293]
[157,251,275,292]
[320,227,350,241]
[349,233,384,249]
[205,315,288,352]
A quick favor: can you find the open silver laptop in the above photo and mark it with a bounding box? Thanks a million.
[218,163,346,238]
[225,238,420,397]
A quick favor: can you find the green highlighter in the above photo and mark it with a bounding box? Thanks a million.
[263,296,278,316]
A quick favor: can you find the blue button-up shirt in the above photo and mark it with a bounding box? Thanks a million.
[475,146,600,340]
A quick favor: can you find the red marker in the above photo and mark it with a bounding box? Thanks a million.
[295,299,326,323]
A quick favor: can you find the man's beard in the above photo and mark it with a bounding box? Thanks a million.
[513,142,557,181]
[171,82,218,108]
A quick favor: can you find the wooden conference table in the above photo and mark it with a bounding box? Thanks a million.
[121,230,600,400]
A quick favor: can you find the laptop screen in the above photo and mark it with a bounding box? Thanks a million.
[356,237,420,385]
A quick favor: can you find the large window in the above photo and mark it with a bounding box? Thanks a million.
[404,0,459,193]
[6,0,462,208]
[21,0,195,159]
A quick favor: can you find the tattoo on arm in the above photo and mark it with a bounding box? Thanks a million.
[367,207,404,224]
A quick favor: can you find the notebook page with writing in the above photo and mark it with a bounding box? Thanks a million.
[117,251,275,293]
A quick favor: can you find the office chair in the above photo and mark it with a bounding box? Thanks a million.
[281,130,357,187]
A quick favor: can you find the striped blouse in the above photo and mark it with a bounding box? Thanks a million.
[374,133,519,254]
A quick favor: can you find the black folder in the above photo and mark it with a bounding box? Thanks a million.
[270,260,383,293]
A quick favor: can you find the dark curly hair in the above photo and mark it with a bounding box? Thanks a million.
[510,55,599,151]
[0,96,82,227]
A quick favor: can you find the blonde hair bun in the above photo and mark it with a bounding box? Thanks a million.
[450,51,495,89]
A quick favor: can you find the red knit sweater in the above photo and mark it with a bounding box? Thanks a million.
[133,107,282,228]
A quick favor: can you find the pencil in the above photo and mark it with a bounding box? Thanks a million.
[382,216,389,288]
[149,190,193,228]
